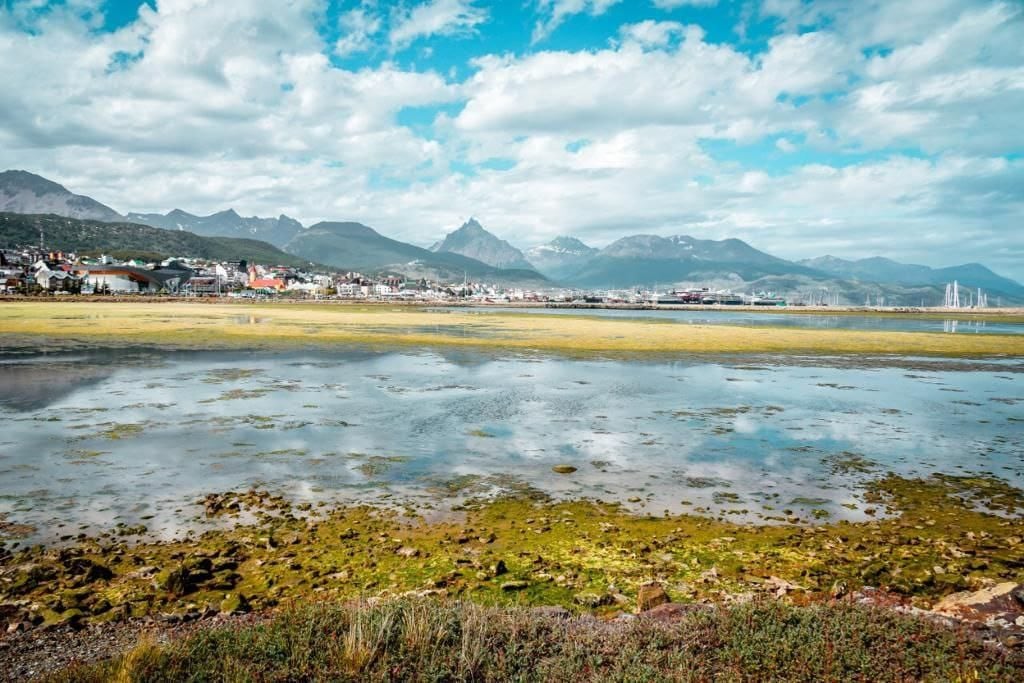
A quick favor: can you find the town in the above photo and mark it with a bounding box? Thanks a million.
[0,244,800,306]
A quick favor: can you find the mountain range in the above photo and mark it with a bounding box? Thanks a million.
[125,209,302,248]
[284,221,546,284]
[2,169,1021,303]
[0,212,318,268]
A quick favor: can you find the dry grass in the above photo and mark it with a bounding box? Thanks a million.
[2,300,1022,356]
[46,598,1023,682]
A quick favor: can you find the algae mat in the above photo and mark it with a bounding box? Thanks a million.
[2,301,1024,356]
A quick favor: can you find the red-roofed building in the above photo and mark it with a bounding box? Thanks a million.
[248,278,286,291]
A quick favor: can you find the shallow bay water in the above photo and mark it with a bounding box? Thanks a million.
[442,306,1024,335]
[0,346,1021,543]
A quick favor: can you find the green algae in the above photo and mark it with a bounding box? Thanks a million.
[354,455,412,477]
[0,474,1021,631]
[97,423,144,440]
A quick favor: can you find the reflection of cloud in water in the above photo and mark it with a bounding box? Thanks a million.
[0,349,1021,542]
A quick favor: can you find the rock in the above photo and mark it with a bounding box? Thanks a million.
[157,566,193,596]
[765,576,803,597]
[6,620,31,634]
[699,567,719,583]
[530,606,570,619]
[500,580,529,592]
[156,558,212,596]
[219,593,250,615]
[640,603,712,622]
[396,546,420,558]
[552,465,577,474]
[127,566,158,579]
[636,581,670,612]
[53,608,85,629]
[932,582,1024,624]
[573,593,613,608]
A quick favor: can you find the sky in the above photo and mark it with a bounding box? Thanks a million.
[1,0,1022,278]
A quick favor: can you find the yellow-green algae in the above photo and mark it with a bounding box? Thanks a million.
[2,301,1023,356]
[2,475,1022,628]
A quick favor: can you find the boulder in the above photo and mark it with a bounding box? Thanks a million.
[636,582,670,612]
[500,580,529,592]
[219,593,251,615]
[931,582,1024,623]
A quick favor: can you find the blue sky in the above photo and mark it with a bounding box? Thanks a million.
[1,0,1022,278]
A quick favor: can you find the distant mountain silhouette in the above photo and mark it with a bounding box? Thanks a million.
[0,170,121,222]
[284,221,547,284]
[525,236,598,280]
[801,256,1024,302]
[126,208,302,248]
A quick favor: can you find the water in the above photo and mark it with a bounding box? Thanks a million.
[436,307,1024,335]
[1,347,1021,543]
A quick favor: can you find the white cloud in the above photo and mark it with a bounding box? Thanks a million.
[389,0,487,49]
[619,20,686,48]
[532,0,623,44]
[335,7,383,57]
[775,137,796,153]
[652,0,718,8]
[0,0,1021,278]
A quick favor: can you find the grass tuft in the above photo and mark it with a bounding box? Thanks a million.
[45,598,1023,682]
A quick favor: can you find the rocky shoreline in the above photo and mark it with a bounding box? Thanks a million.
[3,474,1023,678]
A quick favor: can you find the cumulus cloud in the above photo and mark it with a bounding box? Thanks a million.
[0,0,1021,277]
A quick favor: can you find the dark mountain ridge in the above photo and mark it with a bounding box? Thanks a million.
[0,213,319,268]
[0,170,122,222]
[284,221,547,284]
[126,208,302,248]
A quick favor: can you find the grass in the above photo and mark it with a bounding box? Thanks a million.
[47,598,1023,682]
[2,301,1023,356]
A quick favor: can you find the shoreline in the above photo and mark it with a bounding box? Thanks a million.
[2,300,1023,357]
[3,294,1024,320]
[2,474,1023,678]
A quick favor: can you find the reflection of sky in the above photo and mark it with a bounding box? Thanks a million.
[440,307,1024,336]
[0,349,1021,543]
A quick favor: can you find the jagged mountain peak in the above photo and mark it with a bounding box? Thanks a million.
[126,206,302,248]
[431,218,534,271]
